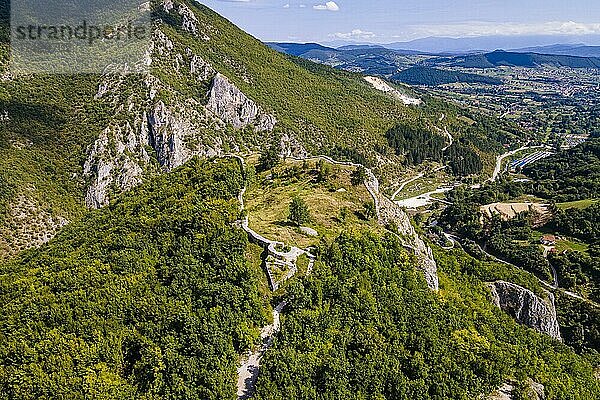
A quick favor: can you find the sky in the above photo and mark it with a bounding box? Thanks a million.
[199,0,600,44]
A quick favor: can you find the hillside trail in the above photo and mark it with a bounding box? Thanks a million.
[449,232,598,308]
[228,154,320,399]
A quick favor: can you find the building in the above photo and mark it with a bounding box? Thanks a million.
[540,235,556,246]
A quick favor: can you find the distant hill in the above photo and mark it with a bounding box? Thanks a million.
[266,42,337,56]
[331,34,600,54]
[391,66,502,86]
[433,50,600,69]
[267,42,422,74]
[510,44,600,58]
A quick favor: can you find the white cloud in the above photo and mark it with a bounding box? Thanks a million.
[410,21,600,38]
[313,1,339,11]
[330,29,376,40]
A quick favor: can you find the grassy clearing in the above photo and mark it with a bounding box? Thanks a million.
[557,199,599,210]
[245,159,383,249]
[531,230,589,253]
[556,239,589,253]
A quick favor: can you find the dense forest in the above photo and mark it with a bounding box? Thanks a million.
[391,66,502,86]
[254,232,599,399]
[445,142,484,176]
[523,138,600,201]
[553,202,600,243]
[385,124,484,176]
[385,123,446,164]
[0,159,270,399]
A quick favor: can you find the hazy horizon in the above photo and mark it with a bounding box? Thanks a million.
[200,0,600,48]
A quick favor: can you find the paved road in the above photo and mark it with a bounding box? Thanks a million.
[490,146,529,182]
[489,145,546,182]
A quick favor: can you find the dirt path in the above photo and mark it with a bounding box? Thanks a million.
[441,127,453,152]
[231,154,319,399]
[236,301,287,399]
[391,165,448,201]
[391,121,451,202]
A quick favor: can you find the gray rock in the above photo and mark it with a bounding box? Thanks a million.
[299,226,318,237]
[489,281,561,341]
[84,28,279,208]
[486,379,545,400]
[206,73,277,131]
[377,185,439,291]
[488,383,514,400]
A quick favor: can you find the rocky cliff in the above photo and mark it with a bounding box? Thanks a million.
[378,191,439,291]
[83,0,277,207]
[488,281,561,340]
[487,379,545,400]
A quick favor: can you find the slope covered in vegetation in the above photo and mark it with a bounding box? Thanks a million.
[392,66,502,86]
[254,233,600,399]
[0,158,271,399]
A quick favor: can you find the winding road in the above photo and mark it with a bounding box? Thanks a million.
[489,145,546,182]
[449,232,598,307]
[392,119,452,202]
[391,165,448,201]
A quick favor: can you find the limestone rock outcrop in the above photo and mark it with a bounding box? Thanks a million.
[488,281,561,340]
[83,14,277,207]
[378,186,439,291]
[206,73,277,131]
[486,379,545,400]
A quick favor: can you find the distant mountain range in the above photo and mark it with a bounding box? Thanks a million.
[509,44,600,58]
[324,34,600,55]
[431,50,600,69]
[268,42,600,87]
[266,42,421,75]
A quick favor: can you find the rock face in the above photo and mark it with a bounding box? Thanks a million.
[206,73,277,131]
[487,379,545,400]
[377,186,439,291]
[488,281,561,341]
[83,4,277,208]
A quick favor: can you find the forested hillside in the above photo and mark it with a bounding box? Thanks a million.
[0,158,271,399]
[437,139,600,353]
[434,50,600,69]
[392,66,502,86]
[254,232,600,399]
[0,0,523,258]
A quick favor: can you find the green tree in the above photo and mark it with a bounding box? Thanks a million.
[362,201,377,221]
[316,160,332,183]
[257,142,281,172]
[351,166,367,186]
[288,196,310,226]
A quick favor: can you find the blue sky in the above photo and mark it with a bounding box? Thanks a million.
[199,0,600,43]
